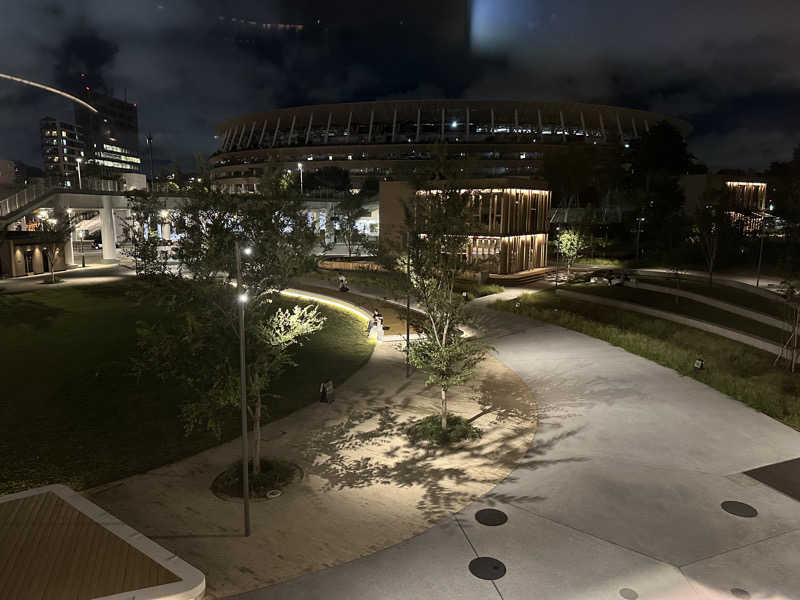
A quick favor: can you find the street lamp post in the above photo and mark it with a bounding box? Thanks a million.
[235,241,252,537]
[406,231,411,378]
[297,162,303,196]
[75,158,83,190]
[79,230,86,267]
[554,226,560,289]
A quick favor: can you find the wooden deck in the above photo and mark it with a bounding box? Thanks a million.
[0,491,180,600]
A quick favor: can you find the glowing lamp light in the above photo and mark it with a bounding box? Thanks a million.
[160,209,168,218]
[451,120,458,128]
[238,293,249,303]
[297,162,302,169]
[242,246,253,256]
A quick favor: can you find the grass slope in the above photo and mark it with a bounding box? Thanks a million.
[0,282,373,495]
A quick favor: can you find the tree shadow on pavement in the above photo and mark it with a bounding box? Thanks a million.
[300,369,585,522]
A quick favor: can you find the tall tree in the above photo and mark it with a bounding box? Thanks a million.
[556,229,585,277]
[123,191,169,277]
[405,174,490,430]
[38,208,75,283]
[136,169,321,475]
[331,194,371,257]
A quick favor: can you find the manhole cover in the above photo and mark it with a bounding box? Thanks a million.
[721,501,758,518]
[619,588,639,599]
[730,589,751,599]
[266,489,282,499]
[475,508,508,526]
[468,557,506,580]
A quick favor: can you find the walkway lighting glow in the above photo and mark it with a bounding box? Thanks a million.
[238,292,249,303]
[242,247,253,256]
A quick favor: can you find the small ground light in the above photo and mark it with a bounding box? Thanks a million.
[243,247,253,256]
[694,358,705,370]
[238,293,249,303]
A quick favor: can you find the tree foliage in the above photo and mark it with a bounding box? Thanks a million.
[38,207,75,283]
[123,192,170,277]
[133,169,323,470]
[331,194,372,257]
[404,172,490,430]
[556,229,585,276]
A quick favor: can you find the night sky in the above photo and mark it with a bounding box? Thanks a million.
[1,0,799,172]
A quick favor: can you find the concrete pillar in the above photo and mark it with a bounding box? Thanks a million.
[271,116,281,147]
[346,111,353,140]
[258,119,268,146]
[631,117,639,138]
[162,222,171,240]
[65,232,75,266]
[580,111,588,142]
[305,112,313,145]
[465,106,470,140]
[288,114,296,145]
[100,197,118,261]
[236,125,247,148]
[225,125,238,151]
[490,108,495,133]
[246,121,256,147]
[644,119,650,134]
[598,111,607,141]
[324,112,332,143]
[559,111,567,142]
[367,109,374,142]
[415,107,421,142]
[440,108,445,141]
[616,112,624,142]
[391,107,397,142]
[537,109,543,134]
[514,108,519,133]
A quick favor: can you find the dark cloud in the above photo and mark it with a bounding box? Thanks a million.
[1,0,799,171]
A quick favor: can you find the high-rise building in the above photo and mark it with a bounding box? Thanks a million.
[40,117,86,186]
[75,89,141,176]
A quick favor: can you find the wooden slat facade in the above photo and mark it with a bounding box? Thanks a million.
[0,492,179,600]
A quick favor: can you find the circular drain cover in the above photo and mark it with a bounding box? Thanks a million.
[266,489,282,499]
[468,557,506,580]
[730,589,751,599]
[619,588,639,599]
[475,508,508,526]
[721,501,758,518]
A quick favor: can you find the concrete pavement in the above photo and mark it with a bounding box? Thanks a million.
[0,263,132,292]
[230,306,800,600]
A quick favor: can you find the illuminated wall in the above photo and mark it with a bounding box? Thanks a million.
[725,181,767,212]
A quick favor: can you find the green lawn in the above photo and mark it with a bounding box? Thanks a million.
[0,282,374,495]
[566,282,789,344]
[494,291,800,431]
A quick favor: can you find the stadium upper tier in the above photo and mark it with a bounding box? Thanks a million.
[210,99,690,190]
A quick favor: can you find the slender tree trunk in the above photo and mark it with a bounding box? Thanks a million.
[793,308,799,373]
[440,387,447,431]
[253,394,262,474]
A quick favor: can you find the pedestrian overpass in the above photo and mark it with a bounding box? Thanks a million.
[1,181,378,268]
[0,181,187,265]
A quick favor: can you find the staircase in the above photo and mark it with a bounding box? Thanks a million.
[488,267,554,287]
[0,184,62,227]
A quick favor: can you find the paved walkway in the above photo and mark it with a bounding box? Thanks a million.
[87,333,536,599]
[230,303,800,600]
[0,263,132,292]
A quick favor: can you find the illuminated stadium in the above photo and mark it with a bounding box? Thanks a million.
[209,99,691,193]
